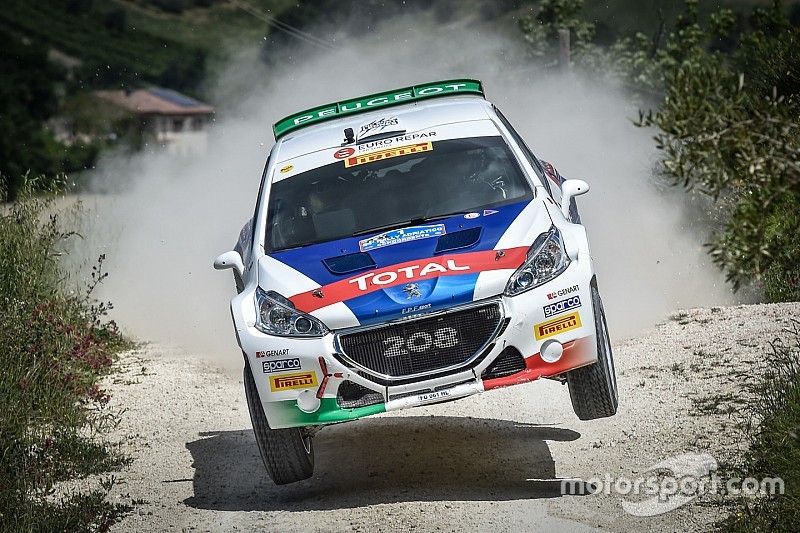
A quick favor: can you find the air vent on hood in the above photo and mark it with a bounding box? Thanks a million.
[434,227,482,254]
[323,252,376,275]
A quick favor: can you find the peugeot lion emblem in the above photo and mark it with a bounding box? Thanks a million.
[403,283,422,299]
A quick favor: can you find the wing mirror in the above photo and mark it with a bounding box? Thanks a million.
[213,251,244,279]
[560,179,590,218]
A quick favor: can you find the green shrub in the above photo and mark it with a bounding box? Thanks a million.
[763,195,800,302]
[0,178,131,531]
[721,324,800,531]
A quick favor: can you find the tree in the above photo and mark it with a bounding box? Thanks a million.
[0,28,98,199]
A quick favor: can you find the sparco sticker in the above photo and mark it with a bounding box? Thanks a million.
[358,224,446,252]
[262,358,302,374]
[543,295,582,318]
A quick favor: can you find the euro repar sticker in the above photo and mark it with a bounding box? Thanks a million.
[534,312,582,340]
[543,295,582,318]
[344,141,432,168]
[358,224,445,252]
[269,371,318,392]
[357,131,436,152]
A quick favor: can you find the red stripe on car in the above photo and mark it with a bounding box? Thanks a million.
[290,247,528,313]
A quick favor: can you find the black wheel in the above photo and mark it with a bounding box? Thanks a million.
[243,362,314,484]
[566,283,618,420]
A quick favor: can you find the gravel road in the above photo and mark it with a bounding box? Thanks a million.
[100,302,798,532]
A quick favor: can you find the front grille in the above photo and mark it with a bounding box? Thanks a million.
[339,303,502,380]
[481,346,526,379]
[336,380,384,408]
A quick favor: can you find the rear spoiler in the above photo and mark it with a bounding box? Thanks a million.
[272,79,484,139]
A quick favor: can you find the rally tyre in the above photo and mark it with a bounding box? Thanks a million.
[566,284,618,420]
[243,362,314,484]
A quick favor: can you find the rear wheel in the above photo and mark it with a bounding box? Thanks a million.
[567,284,618,420]
[243,362,314,484]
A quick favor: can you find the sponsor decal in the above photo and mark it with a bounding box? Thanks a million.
[289,247,529,314]
[547,284,579,300]
[358,223,445,252]
[483,209,498,216]
[357,131,436,152]
[541,160,562,186]
[535,312,582,340]
[543,295,582,318]
[344,142,432,168]
[334,147,356,159]
[464,212,480,219]
[349,259,469,291]
[273,80,482,137]
[255,349,289,358]
[262,358,302,374]
[269,371,318,392]
[279,164,294,173]
[402,303,432,315]
[358,116,398,138]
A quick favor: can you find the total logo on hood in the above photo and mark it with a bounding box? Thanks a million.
[348,259,469,290]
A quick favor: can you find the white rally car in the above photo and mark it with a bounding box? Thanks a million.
[215,79,617,484]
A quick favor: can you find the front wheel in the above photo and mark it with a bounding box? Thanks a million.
[243,362,314,484]
[566,283,618,420]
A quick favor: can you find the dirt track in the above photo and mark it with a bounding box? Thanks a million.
[100,302,798,532]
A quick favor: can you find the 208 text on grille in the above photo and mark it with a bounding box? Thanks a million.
[383,327,459,357]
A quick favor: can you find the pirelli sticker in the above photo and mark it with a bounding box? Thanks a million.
[269,371,318,392]
[344,141,432,168]
[534,312,582,340]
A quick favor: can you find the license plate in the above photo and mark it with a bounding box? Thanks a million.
[417,389,451,402]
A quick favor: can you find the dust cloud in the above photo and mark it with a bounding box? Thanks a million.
[79,15,735,365]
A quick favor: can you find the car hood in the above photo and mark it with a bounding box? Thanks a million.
[258,197,553,329]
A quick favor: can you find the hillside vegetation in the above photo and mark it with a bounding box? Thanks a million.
[0,181,131,531]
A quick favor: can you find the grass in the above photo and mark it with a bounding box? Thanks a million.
[0,177,132,531]
[717,320,800,531]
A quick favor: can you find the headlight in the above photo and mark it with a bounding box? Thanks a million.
[254,287,328,337]
[504,226,570,296]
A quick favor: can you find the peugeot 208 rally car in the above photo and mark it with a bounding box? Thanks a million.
[214,79,617,484]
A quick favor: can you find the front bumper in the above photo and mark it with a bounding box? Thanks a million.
[234,256,598,429]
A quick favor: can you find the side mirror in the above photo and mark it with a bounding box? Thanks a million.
[560,179,590,218]
[213,251,245,279]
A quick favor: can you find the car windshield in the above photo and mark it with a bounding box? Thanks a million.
[265,136,533,252]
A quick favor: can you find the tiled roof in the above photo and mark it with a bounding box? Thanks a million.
[93,88,214,116]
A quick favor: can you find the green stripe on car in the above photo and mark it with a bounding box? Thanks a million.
[272,79,484,139]
[267,397,386,427]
